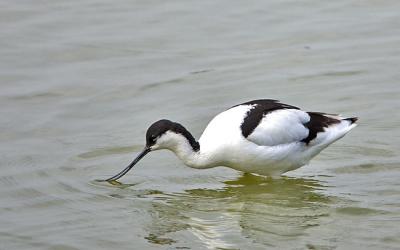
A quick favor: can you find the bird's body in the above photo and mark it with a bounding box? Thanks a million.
[106,99,357,181]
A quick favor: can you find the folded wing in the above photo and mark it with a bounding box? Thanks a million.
[239,100,356,147]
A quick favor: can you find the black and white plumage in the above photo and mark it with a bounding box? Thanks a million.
[106,99,357,181]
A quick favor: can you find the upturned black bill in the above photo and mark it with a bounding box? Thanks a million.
[105,147,151,181]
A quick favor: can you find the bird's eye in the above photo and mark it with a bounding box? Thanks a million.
[150,135,156,141]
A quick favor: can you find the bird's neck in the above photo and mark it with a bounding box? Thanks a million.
[163,131,213,169]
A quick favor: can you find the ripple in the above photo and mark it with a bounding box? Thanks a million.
[89,179,140,189]
[342,145,395,157]
[144,233,176,245]
[336,206,384,216]
[78,145,142,159]
[333,163,399,174]
[290,70,365,81]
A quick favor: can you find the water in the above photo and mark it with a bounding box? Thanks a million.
[1,1,399,249]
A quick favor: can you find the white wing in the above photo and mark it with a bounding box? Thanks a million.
[247,109,310,146]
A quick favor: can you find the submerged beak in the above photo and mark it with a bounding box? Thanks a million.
[105,147,151,182]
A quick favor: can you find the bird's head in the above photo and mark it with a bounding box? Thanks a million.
[105,119,199,182]
[145,119,182,151]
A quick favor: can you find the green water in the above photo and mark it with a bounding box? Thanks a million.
[1,1,399,249]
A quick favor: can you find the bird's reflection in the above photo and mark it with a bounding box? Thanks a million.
[142,174,331,248]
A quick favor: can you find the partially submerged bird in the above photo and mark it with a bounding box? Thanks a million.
[106,99,357,181]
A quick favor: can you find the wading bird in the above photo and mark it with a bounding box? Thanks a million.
[106,99,357,181]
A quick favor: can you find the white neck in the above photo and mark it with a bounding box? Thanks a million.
[155,131,214,169]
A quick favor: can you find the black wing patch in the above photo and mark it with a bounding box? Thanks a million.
[236,99,300,138]
[301,112,340,144]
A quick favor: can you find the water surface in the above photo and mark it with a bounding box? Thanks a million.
[1,0,400,249]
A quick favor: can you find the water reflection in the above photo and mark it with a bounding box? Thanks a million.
[142,174,331,249]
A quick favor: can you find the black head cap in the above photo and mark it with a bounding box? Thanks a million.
[146,119,174,147]
[146,119,200,151]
